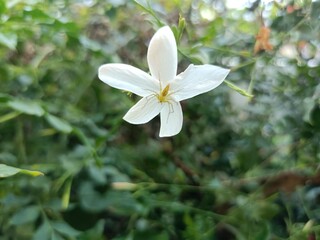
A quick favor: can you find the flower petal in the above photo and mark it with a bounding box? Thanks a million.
[147,26,177,86]
[170,64,230,101]
[123,96,162,124]
[159,101,183,137]
[98,63,159,97]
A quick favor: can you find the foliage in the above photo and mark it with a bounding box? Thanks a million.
[0,164,43,177]
[0,0,319,239]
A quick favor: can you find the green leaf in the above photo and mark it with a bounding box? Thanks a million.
[45,114,73,134]
[51,232,64,240]
[33,221,52,240]
[0,32,17,50]
[52,20,80,37]
[310,104,320,129]
[224,80,254,98]
[61,178,72,209]
[0,164,44,178]
[311,1,320,20]
[0,93,11,103]
[0,164,20,177]
[9,205,40,225]
[178,15,186,39]
[7,99,45,117]
[23,9,55,24]
[0,111,21,123]
[254,222,270,240]
[52,221,80,237]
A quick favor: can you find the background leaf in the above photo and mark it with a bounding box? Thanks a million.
[0,0,319,239]
[7,99,44,117]
[0,164,43,178]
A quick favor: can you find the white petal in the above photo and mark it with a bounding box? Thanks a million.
[159,101,183,137]
[170,64,230,101]
[147,26,177,86]
[98,63,159,97]
[123,96,162,124]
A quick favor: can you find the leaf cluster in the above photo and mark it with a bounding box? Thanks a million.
[0,0,320,239]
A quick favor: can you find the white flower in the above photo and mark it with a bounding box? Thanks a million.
[98,26,230,137]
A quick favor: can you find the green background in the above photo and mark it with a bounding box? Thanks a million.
[0,0,320,239]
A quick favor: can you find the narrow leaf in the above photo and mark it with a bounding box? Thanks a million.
[61,178,73,209]
[45,114,73,134]
[0,111,21,123]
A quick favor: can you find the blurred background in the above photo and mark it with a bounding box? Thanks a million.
[0,0,320,239]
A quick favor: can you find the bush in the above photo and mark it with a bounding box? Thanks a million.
[0,0,320,239]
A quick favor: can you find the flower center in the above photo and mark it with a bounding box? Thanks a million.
[158,84,170,103]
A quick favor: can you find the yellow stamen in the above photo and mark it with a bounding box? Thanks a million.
[158,84,170,103]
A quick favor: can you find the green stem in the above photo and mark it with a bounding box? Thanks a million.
[133,0,163,27]
[150,199,224,219]
[247,62,257,95]
[207,46,254,58]
[230,59,256,72]
[224,80,254,98]
[16,118,27,163]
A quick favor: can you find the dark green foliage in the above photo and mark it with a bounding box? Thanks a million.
[0,0,320,239]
